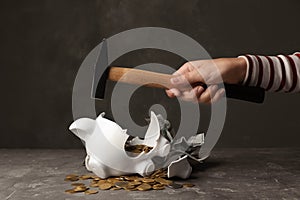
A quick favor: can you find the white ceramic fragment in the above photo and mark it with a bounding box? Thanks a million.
[167,155,192,179]
[69,111,170,178]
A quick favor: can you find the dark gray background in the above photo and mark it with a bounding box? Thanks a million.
[1,0,299,148]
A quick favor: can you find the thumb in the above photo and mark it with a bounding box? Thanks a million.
[170,70,205,88]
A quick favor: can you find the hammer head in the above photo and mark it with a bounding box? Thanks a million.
[91,39,109,100]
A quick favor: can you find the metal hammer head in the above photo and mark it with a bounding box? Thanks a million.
[91,39,109,100]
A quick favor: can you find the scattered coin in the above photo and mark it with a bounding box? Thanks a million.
[183,183,195,188]
[124,176,139,181]
[90,179,99,184]
[92,175,101,180]
[89,183,99,188]
[80,174,93,180]
[110,187,122,190]
[155,177,173,185]
[124,187,138,191]
[107,177,122,183]
[66,177,79,181]
[71,182,85,186]
[64,174,79,182]
[99,182,113,190]
[150,169,164,178]
[66,174,78,178]
[167,183,183,189]
[128,181,142,186]
[141,178,155,183]
[152,184,165,190]
[98,179,107,183]
[124,184,136,190]
[73,185,88,192]
[114,181,128,188]
[84,189,98,195]
[64,169,196,194]
[65,189,76,194]
[136,183,152,191]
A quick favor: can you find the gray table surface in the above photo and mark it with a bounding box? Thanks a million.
[0,148,299,200]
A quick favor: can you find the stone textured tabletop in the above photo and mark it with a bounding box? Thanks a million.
[0,148,299,200]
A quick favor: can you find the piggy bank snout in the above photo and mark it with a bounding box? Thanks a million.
[69,118,95,141]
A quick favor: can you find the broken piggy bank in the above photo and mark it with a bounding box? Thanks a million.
[69,111,204,179]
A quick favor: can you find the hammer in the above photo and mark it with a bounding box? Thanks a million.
[92,39,264,103]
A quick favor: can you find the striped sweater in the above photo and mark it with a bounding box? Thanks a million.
[239,53,300,92]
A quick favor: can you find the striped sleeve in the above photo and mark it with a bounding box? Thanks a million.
[239,52,300,92]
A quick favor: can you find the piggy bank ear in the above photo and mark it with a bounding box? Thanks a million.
[69,118,95,141]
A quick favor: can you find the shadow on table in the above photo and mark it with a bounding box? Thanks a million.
[188,158,225,179]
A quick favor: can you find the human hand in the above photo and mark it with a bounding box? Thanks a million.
[166,57,247,103]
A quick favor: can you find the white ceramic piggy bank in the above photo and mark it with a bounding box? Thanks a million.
[69,111,170,178]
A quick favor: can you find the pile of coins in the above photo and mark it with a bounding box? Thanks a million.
[124,144,153,154]
[64,169,195,194]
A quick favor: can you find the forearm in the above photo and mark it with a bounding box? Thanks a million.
[239,53,300,92]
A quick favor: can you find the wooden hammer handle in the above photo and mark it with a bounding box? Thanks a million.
[107,66,265,103]
[108,67,174,89]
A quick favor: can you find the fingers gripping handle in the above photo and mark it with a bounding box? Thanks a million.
[189,83,265,103]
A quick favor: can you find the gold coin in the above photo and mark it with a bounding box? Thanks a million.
[120,175,128,179]
[155,177,173,185]
[134,178,143,182]
[124,176,140,181]
[84,190,98,195]
[143,146,153,153]
[128,181,141,186]
[91,175,101,179]
[65,189,76,194]
[131,149,142,154]
[154,169,167,178]
[150,170,161,178]
[99,182,113,190]
[64,177,79,182]
[114,181,128,188]
[152,184,165,190]
[125,144,153,154]
[183,183,195,188]
[89,183,99,188]
[73,186,88,192]
[155,172,167,178]
[125,187,138,191]
[110,187,122,190]
[107,177,121,183]
[141,178,155,183]
[90,180,99,184]
[123,176,133,181]
[64,172,191,193]
[97,180,107,184]
[166,183,183,189]
[64,174,79,181]
[134,145,144,150]
[65,174,78,178]
[150,170,167,178]
[80,174,93,180]
[136,183,152,191]
[71,182,85,186]
[124,184,135,190]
